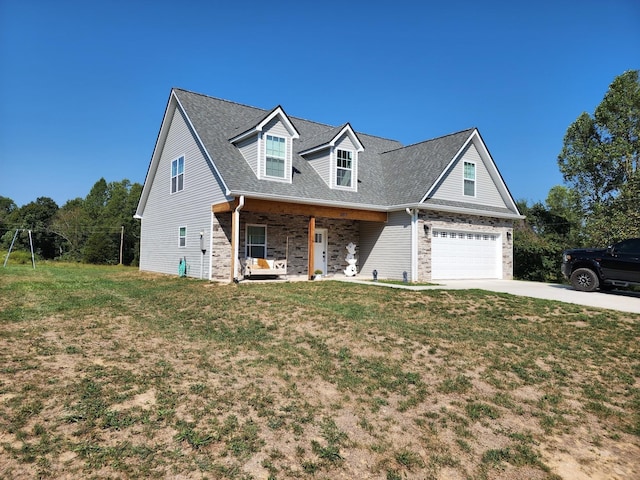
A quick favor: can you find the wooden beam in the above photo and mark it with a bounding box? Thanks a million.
[308,216,315,280]
[212,199,238,213]
[241,198,387,222]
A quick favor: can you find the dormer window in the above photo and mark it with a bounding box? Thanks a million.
[265,135,286,178]
[336,149,353,187]
[229,106,299,184]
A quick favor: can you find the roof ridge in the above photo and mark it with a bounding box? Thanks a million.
[381,128,475,154]
[173,88,401,144]
[173,87,268,114]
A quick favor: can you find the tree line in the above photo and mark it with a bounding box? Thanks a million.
[1,178,142,265]
[514,70,640,282]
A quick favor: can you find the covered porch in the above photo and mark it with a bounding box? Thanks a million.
[211,197,387,282]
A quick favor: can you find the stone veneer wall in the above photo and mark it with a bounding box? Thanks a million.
[210,211,359,281]
[417,211,514,281]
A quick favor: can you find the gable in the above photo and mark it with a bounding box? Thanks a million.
[426,135,512,210]
[137,102,226,223]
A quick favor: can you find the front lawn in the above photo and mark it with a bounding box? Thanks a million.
[1,264,638,479]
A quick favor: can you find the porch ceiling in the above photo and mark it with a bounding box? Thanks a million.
[212,198,387,222]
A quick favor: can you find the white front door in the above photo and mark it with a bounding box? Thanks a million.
[313,228,328,275]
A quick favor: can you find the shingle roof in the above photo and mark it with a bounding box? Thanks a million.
[172,89,479,209]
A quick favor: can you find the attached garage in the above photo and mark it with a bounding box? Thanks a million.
[431,230,502,280]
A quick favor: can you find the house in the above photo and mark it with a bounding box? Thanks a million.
[135,88,523,282]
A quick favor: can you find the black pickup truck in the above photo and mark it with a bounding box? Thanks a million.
[561,238,640,292]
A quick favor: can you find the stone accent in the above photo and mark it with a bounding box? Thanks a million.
[210,211,359,281]
[417,211,514,281]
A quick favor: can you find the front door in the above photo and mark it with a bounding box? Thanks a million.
[313,228,328,275]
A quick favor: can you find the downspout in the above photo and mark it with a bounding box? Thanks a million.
[232,195,245,281]
[406,208,418,282]
[208,211,214,280]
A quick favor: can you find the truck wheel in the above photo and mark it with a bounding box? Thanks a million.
[570,268,599,292]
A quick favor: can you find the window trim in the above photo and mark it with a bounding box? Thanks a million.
[178,226,187,248]
[335,148,354,188]
[245,224,267,259]
[264,134,287,180]
[463,161,476,197]
[171,156,185,194]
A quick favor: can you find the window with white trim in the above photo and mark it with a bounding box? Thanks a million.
[179,226,187,247]
[246,225,267,258]
[463,161,475,196]
[336,149,353,187]
[171,156,184,193]
[265,135,286,178]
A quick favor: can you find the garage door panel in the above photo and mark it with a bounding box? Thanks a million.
[432,230,501,280]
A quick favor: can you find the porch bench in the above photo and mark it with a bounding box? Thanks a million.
[242,257,287,278]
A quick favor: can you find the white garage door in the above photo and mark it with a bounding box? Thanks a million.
[431,230,501,280]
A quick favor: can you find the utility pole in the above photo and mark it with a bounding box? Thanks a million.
[119,226,124,265]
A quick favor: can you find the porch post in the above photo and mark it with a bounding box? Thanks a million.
[308,216,315,280]
[231,196,245,282]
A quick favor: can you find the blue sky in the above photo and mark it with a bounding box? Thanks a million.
[1,0,638,208]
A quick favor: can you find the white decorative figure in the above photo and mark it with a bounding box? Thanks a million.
[344,242,357,277]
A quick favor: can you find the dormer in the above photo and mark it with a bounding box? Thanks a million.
[298,123,364,192]
[230,106,300,183]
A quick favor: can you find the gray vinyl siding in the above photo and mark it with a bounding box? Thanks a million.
[237,135,258,176]
[358,211,411,280]
[306,149,331,186]
[430,143,507,208]
[139,106,228,278]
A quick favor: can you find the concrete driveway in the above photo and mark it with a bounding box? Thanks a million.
[431,279,640,314]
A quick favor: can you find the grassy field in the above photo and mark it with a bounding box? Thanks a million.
[0,264,638,479]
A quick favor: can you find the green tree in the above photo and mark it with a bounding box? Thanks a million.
[81,178,141,265]
[558,70,640,245]
[0,196,18,247]
[513,200,567,282]
[50,198,89,261]
[544,185,583,247]
[4,197,60,258]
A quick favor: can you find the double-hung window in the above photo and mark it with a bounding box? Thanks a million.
[171,156,184,193]
[265,135,286,178]
[336,149,353,187]
[463,161,476,196]
[179,226,187,247]
[246,225,266,258]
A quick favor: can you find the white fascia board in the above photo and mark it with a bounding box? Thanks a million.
[298,143,329,156]
[226,190,388,212]
[173,93,231,197]
[229,128,257,144]
[336,124,364,152]
[394,202,525,220]
[259,106,300,138]
[135,91,178,219]
[420,130,476,203]
[471,130,522,215]
[230,106,300,144]
[299,124,364,156]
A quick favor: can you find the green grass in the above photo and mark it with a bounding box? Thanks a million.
[0,263,638,479]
